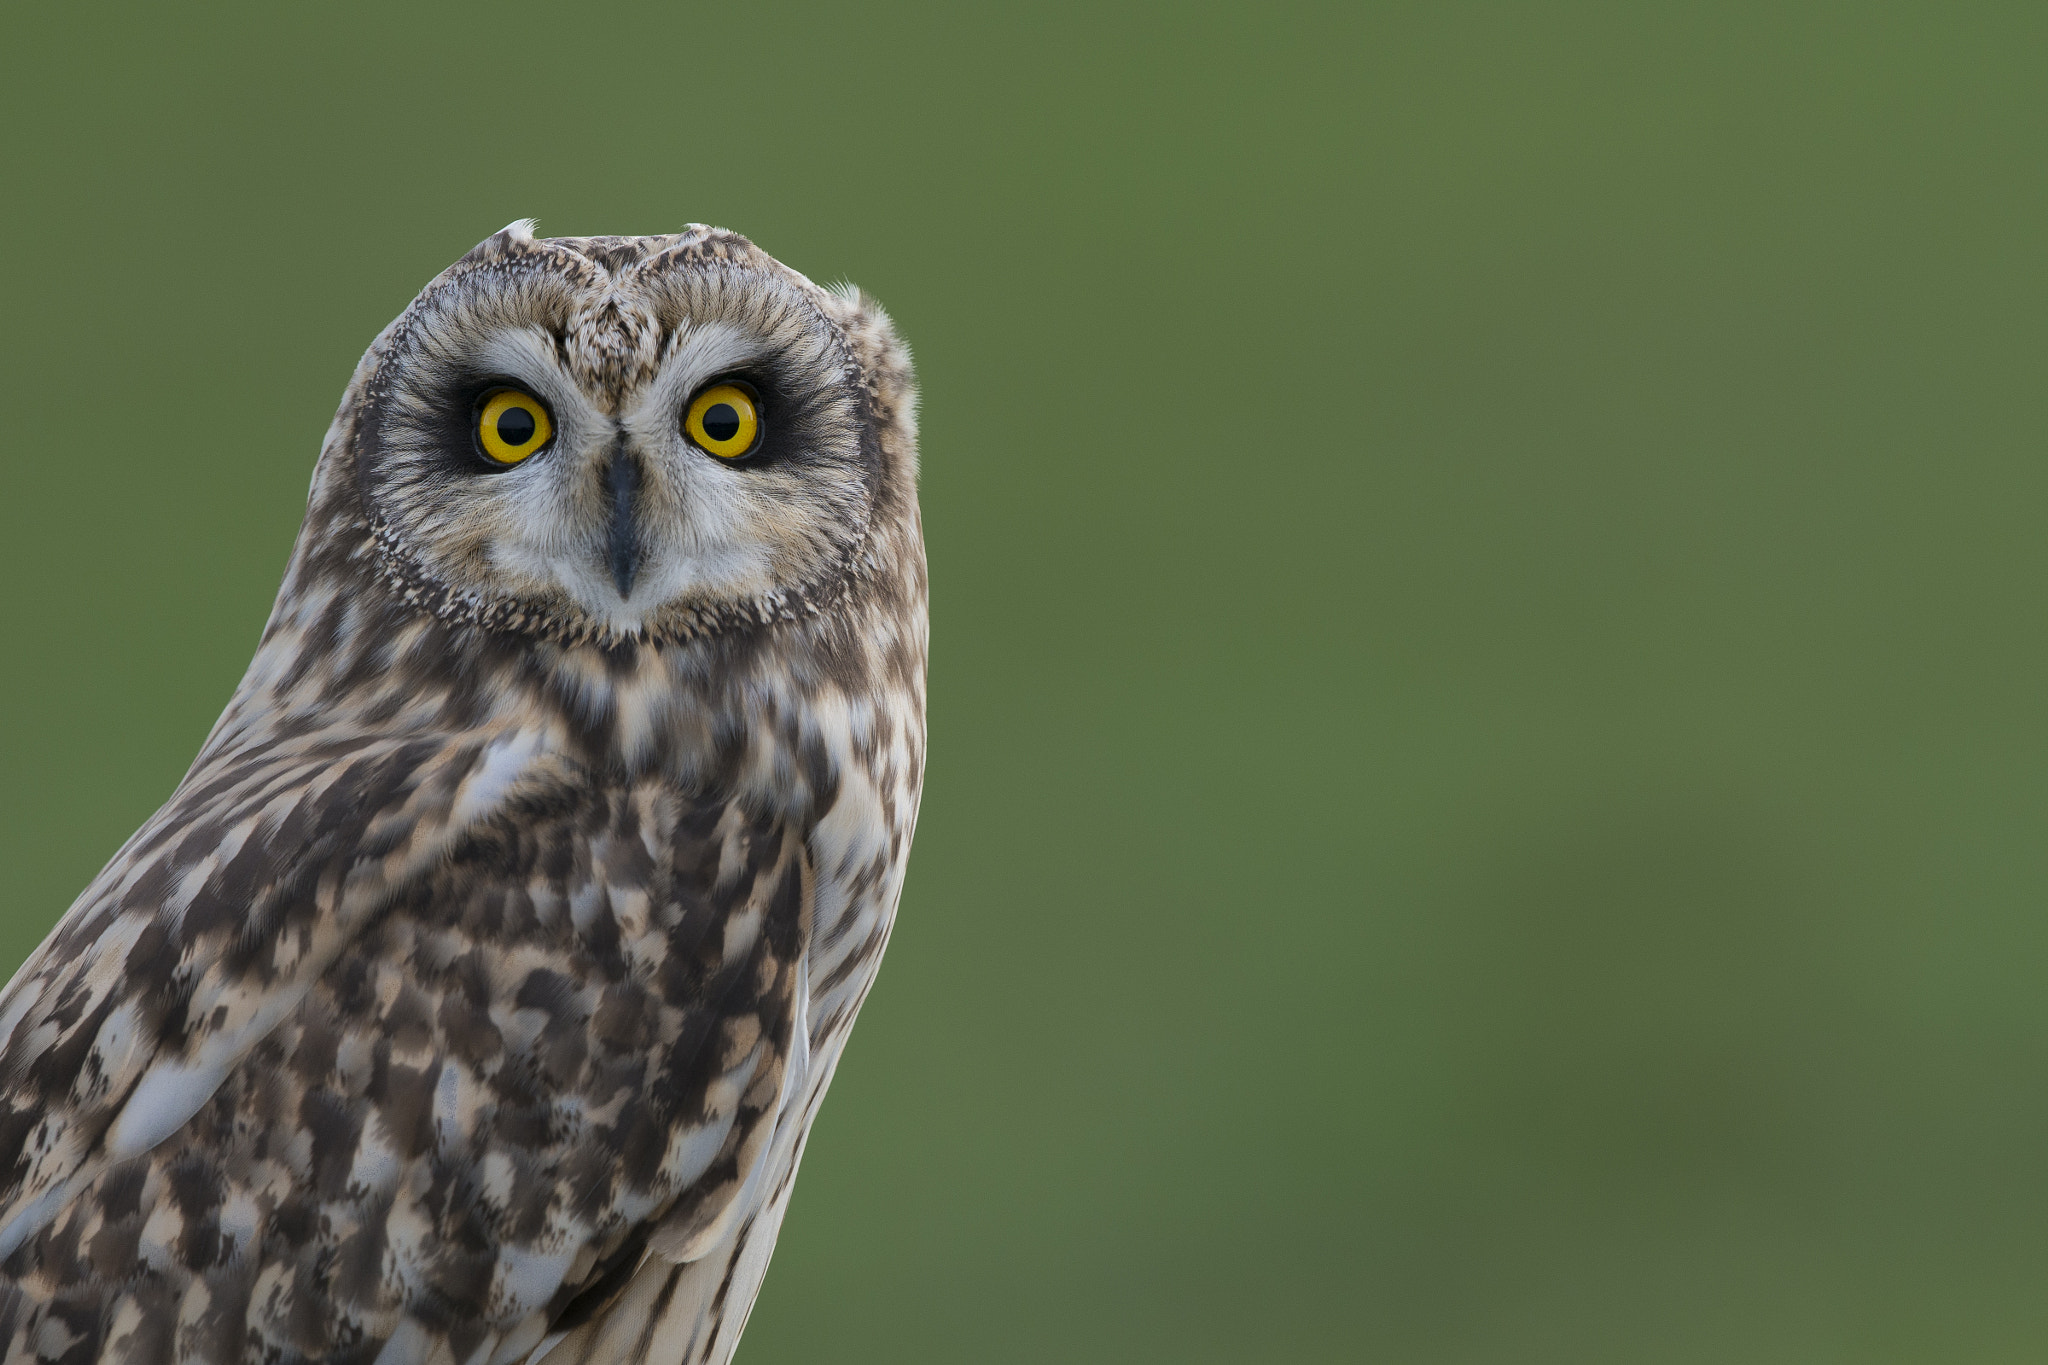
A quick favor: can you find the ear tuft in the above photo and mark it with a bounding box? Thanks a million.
[453,220,541,270]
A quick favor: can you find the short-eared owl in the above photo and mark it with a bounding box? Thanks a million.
[0,223,926,1365]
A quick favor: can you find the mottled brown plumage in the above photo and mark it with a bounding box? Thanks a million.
[0,224,925,1365]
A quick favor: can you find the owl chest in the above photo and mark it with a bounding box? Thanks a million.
[524,766,907,1066]
[527,667,921,1069]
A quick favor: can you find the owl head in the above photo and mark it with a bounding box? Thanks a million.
[304,222,919,650]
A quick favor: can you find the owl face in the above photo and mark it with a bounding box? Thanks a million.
[352,224,886,643]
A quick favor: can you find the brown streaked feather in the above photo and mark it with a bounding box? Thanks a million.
[0,772,808,1365]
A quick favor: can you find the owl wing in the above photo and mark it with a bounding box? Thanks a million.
[0,731,811,1365]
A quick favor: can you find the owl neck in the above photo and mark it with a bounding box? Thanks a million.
[193,550,924,823]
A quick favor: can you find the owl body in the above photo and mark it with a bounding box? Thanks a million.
[0,226,924,1365]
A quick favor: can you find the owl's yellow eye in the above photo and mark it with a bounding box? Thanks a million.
[684,382,762,459]
[476,389,553,465]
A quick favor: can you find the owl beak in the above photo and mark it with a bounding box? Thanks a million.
[605,440,641,599]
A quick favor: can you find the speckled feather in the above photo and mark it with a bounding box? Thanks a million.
[0,226,925,1365]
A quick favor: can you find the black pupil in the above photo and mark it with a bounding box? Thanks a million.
[702,402,742,443]
[496,406,537,447]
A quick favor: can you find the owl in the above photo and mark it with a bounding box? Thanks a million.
[0,222,925,1365]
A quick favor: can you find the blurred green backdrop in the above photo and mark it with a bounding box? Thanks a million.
[3,2,2048,1360]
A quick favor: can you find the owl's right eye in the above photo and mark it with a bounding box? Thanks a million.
[475,388,554,465]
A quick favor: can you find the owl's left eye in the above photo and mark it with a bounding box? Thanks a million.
[684,381,763,460]
[475,388,554,466]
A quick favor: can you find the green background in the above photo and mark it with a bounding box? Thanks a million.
[2,3,2047,1359]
